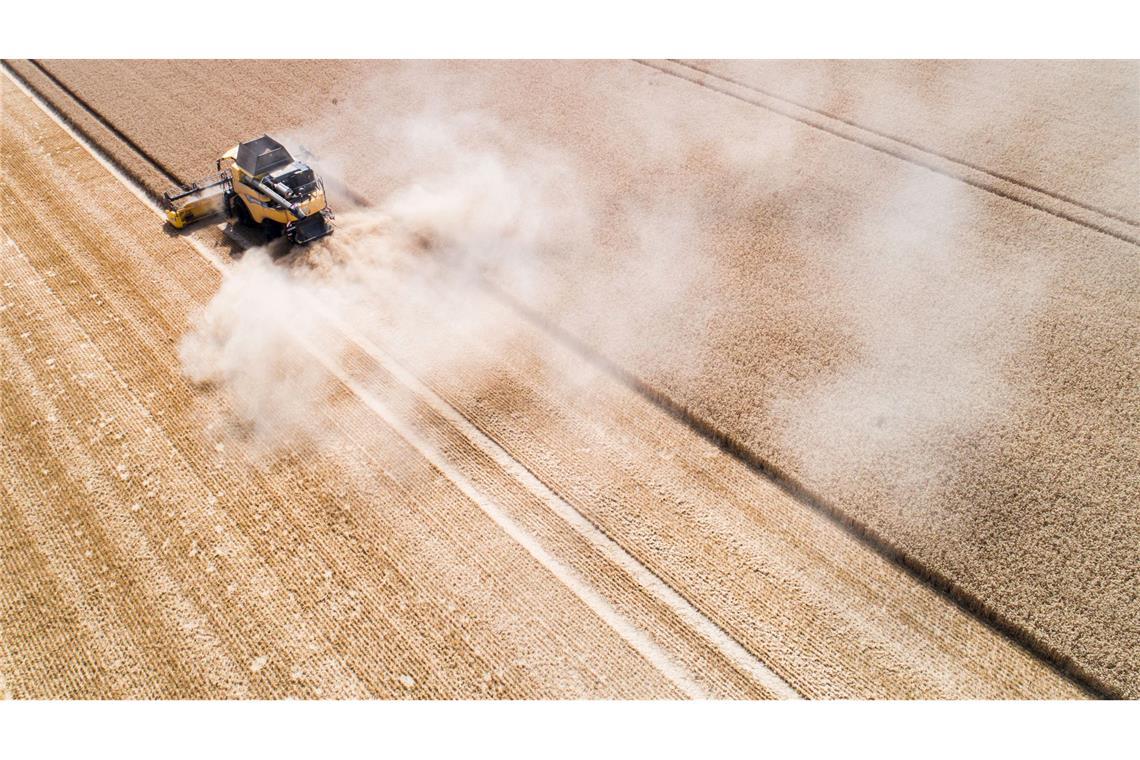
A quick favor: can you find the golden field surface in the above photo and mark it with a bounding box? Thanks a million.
[2,59,1136,698]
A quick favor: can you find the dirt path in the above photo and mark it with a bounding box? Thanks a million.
[1,74,1087,699]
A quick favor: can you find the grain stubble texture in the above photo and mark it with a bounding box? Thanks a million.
[1,77,684,699]
[1,75,1087,698]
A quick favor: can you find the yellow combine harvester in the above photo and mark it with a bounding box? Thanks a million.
[162,135,333,245]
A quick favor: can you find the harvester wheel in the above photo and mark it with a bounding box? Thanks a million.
[230,194,252,226]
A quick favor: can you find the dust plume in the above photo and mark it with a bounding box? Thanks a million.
[177,134,575,448]
[181,62,1051,504]
[179,64,734,450]
[178,249,347,448]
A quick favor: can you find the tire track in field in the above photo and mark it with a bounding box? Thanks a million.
[636,59,1140,247]
[303,336,710,698]
[166,209,798,695]
[171,195,1081,696]
[167,216,787,698]
[4,68,797,698]
[348,267,1088,699]
[671,60,1140,230]
[328,335,779,697]
[481,263,1111,699]
[1,60,174,199]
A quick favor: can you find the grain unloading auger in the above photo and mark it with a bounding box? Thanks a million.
[162,135,333,245]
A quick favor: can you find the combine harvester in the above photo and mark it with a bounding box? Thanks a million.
[162,135,334,245]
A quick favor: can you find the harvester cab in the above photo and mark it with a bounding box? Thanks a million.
[162,135,334,245]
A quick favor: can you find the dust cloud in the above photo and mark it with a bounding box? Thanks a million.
[179,66,737,450]
[180,63,1051,502]
[178,248,344,448]
[770,167,1052,500]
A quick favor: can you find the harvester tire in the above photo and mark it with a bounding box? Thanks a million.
[230,194,252,226]
[262,219,283,241]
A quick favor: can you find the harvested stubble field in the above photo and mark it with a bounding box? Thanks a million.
[1,59,1137,699]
